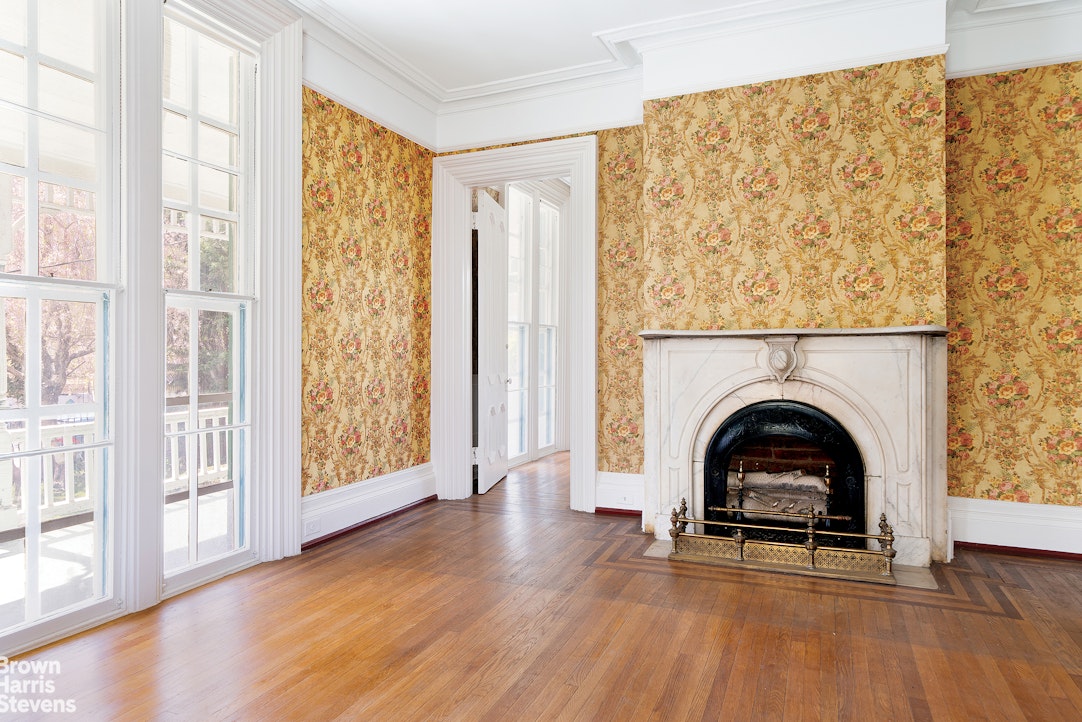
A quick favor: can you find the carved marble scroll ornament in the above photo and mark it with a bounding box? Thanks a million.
[763,335,799,383]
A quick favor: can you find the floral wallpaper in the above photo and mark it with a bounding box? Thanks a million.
[301,87,432,496]
[596,57,947,473]
[946,62,1082,506]
[641,57,946,331]
[598,127,647,474]
[296,57,1081,510]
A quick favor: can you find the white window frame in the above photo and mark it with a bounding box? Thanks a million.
[0,0,122,655]
[159,6,257,591]
[506,179,569,468]
[0,0,301,656]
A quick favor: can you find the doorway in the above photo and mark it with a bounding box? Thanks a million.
[431,136,597,511]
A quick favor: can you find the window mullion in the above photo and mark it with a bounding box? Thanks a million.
[529,189,541,460]
[186,306,198,567]
[23,285,42,619]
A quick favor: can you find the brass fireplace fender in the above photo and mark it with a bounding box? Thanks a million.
[668,499,898,585]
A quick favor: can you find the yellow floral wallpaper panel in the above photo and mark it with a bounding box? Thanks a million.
[946,62,1082,506]
[641,57,946,331]
[597,127,648,473]
[301,88,433,496]
[597,56,947,474]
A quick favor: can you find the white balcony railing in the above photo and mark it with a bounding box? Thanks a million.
[0,405,231,536]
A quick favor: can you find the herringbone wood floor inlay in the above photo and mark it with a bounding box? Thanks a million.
[17,452,1082,721]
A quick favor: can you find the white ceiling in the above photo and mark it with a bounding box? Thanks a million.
[290,0,1082,105]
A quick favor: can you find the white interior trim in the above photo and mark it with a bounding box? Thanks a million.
[949,497,1082,555]
[596,472,645,512]
[118,0,166,616]
[251,18,304,561]
[301,463,436,544]
[431,137,597,510]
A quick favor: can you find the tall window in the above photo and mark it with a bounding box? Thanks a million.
[161,15,252,575]
[0,0,113,632]
[507,182,563,464]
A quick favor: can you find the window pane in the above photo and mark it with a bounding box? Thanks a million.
[507,322,527,459]
[199,216,235,293]
[197,165,237,213]
[162,18,189,109]
[508,188,530,324]
[539,203,558,326]
[38,181,97,281]
[508,389,526,459]
[0,107,27,168]
[0,174,26,273]
[38,0,97,72]
[40,298,96,405]
[39,118,97,183]
[40,417,95,508]
[538,387,555,448]
[165,306,190,406]
[161,443,189,571]
[198,309,232,396]
[163,208,189,289]
[507,322,527,391]
[0,453,25,630]
[538,326,556,387]
[197,428,239,560]
[0,49,27,104]
[197,36,237,125]
[0,0,27,45]
[198,123,237,168]
[162,154,189,204]
[37,446,100,615]
[162,110,190,156]
[38,64,94,126]
[2,296,26,407]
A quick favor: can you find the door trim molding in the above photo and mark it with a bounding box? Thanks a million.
[431,136,598,510]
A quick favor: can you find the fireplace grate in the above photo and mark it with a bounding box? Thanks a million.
[668,498,897,585]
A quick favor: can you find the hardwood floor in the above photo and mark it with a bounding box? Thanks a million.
[13,452,1082,720]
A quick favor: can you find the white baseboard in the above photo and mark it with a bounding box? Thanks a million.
[301,463,436,545]
[949,496,1082,555]
[596,471,644,512]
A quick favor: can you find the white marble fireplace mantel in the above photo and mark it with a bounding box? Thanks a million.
[641,325,949,567]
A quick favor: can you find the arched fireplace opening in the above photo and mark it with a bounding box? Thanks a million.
[703,400,866,549]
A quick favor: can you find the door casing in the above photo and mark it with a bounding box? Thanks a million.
[431,136,597,510]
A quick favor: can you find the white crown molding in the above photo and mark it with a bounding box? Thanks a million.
[300,14,442,113]
[288,0,637,103]
[438,59,633,103]
[435,83,641,153]
[946,1,1082,77]
[644,44,950,101]
[601,0,936,56]
[436,66,643,116]
[949,0,1082,29]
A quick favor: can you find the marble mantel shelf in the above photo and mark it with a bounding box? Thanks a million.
[640,325,948,340]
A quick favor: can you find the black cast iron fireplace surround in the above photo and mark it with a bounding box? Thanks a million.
[703,400,866,548]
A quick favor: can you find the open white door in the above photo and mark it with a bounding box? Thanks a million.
[476,192,509,493]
